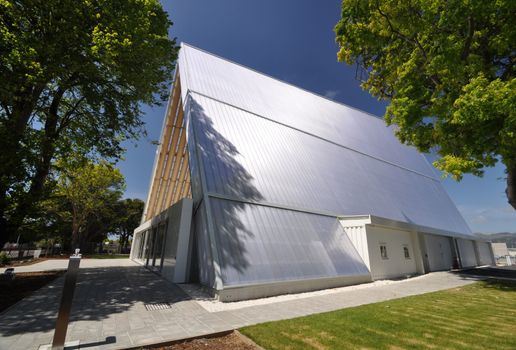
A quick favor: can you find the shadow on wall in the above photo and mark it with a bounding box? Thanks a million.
[190,98,264,275]
[0,266,191,337]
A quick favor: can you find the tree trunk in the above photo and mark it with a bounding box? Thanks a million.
[71,219,80,252]
[0,84,45,242]
[5,90,63,239]
[507,164,516,210]
[0,106,37,244]
[120,231,128,251]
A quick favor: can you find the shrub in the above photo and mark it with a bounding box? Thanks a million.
[0,252,10,265]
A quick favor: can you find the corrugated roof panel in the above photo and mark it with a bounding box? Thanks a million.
[188,93,472,236]
[178,44,437,179]
[192,203,215,287]
[210,198,370,286]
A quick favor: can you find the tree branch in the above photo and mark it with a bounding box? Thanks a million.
[461,16,474,61]
[57,96,87,133]
[374,1,441,87]
[0,102,11,117]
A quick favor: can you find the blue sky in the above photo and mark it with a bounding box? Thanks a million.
[118,0,515,234]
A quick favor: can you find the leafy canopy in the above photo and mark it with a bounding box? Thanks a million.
[0,0,177,156]
[335,0,516,207]
[0,0,178,238]
[55,159,125,248]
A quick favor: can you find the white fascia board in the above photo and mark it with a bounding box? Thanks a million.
[339,214,476,240]
[134,204,172,235]
[338,215,372,227]
[134,219,152,235]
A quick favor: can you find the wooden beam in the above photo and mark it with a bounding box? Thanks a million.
[181,180,191,200]
[160,125,187,211]
[145,76,181,220]
[152,102,183,214]
[152,103,184,215]
[171,148,189,205]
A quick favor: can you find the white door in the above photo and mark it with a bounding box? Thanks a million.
[424,234,453,271]
[457,239,477,268]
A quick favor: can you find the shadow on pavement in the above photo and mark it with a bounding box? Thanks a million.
[453,265,516,279]
[69,336,117,349]
[0,266,191,337]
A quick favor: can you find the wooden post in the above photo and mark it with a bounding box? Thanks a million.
[51,252,81,350]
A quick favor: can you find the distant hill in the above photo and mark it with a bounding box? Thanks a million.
[476,232,516,248]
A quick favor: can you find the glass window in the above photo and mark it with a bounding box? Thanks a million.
[380,244,388,260]
[403,246,411,259]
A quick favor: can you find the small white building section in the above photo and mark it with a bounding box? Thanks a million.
[341,215,494,279]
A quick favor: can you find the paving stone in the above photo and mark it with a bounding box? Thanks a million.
[127,327,163,344]
[0,260,484,350]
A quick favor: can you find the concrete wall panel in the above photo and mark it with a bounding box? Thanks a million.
[366,225,417,280]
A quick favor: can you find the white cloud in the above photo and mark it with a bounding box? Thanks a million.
[323,89,339,99]
[458,204,516,233]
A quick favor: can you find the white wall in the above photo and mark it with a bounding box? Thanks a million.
[457,238,477,268]
[491,242,509,258]
[476,241,494,266]
[423,234,453,271]
[366,225,417,280]
[342,224,370,270]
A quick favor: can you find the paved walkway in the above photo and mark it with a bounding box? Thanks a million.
[0,260,485,350]
[0,258,135,273]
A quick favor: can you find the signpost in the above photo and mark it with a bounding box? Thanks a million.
[51,249,81,350]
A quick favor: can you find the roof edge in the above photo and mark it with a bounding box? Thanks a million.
[179,42,386,123]
[339,214,474,239]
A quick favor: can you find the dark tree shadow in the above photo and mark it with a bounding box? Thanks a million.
[453,265,516,283]
[188,98,264,278]
[0,266,192,337]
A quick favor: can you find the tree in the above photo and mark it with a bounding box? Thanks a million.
[335,0,516,208]
[114,198,144,252]
[0,0,178,243]
[54,160,125,250]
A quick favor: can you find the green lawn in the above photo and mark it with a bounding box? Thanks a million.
[241,280,516,350]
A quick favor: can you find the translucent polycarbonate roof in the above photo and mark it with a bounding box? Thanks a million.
[179,43,438,179]
[187,94,471,236]
[178,44,471,237]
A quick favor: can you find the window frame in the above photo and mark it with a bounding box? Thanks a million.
[380,244,388,260]
[403,245,411,259]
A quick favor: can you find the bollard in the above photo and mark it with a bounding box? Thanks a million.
[51,250,81,350]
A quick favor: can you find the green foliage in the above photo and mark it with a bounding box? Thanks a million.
[0,0,178,240]
[34,237,60,249]
[25,160,142,251]
[54,159,125,249]
[0,252,10,265]
[335,0,516,207]
[113,198,144,250]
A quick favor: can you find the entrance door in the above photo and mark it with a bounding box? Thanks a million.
[145,228,156,267]
[150,223,166,271]
[457,238,477,268]
[424,234,453,271]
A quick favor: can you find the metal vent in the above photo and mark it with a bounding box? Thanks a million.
[144,303,172,311]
